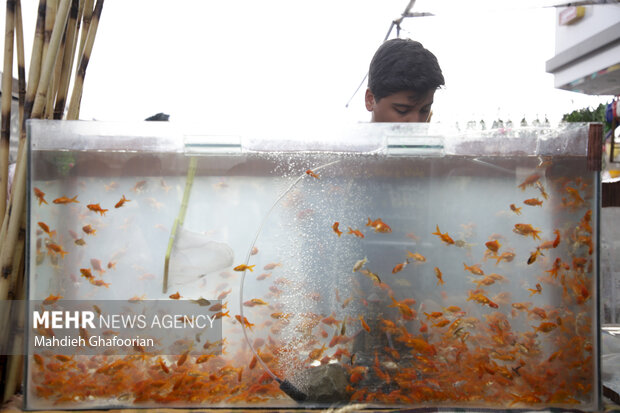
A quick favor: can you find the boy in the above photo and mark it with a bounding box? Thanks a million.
[365,38,444,122]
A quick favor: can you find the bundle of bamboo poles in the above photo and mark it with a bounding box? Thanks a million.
[0,0,104,403]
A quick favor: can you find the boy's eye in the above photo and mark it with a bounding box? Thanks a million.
[394,107,410,115]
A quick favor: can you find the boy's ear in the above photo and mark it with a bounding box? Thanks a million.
[364,88,375,112]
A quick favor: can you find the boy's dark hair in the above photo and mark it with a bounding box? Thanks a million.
[368,38,444,102]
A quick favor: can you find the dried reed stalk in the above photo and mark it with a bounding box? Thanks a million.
[76,0,92,63]
[53,0,80,119]
[0,0,16,229]
[15,0,25,127]
[66,0,102,120]
[43,0,57,118]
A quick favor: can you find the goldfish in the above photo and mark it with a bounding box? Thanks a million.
[309,344,328,361]
[37,222,56,238]
[34,187,48,205]
[566,186,583,203]
[132,180,147,193]
[209,302,227,312]
[392,259,409,274]
[359,268,381,284]
[485,239,501,253]
[256,272,271,281]
[233,264,255,272]
[513,223,541,240]
[332,222,343,237]
[463,262,484,276]
[527,283,542,296]
[177,350,190,367]
[82,225,96,235]
[366,217,392,233]
[190,297,211,306]
[79,268,94,280]
[511,302,531,311]
[532,322,557,333]
[89,258,105,274]
[115,195,130,208]
[89,279,110,288]
[552,229,561,248]
[352,257,368,272]
[74,238,86,246]
[491,251,515,265]
[389,295,415,320]
[509,204,522,215]
[195,354,215,364]
[517,173,540,190]
[535,181,549,200]
[359,315,371,332]
[424,311,443,319]
[406,251,426,262]
[42,294,63,305]
[243,298,268,307]
[443,306,462,314]
[432,318,450,328]
[217,289,232,300]
[270,312,291,320]
[305,169,320,179]
[523,198,543,207]
[53,195,79,204]
[45,242,68,258]
[527,248,543,265]
[87,203,108,216]
[104,181,118,192]
[129,294,146,302]
[434,267,444,285]
[235,315,255,330]
[250,246,259,255]
[169,292,181,299]
[347,227,364,238]
[263,262,281,270]
[432,225,454,245]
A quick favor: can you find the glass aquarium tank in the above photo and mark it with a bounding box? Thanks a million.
[24,120,600,410]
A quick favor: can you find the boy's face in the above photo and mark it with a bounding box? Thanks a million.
[365,89,435,123]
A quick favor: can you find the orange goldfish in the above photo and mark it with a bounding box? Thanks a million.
[251,246,259,255]
[256,272,271,281]
[169,292,181,299]
[513,223,541,240]
[509,204,522,215]
[366,217,392,233]
[492,251,515,265]
[511,302,531,311]
[107,261,116,269]
[518,173,540,190]
[306,169,320,179]
[532,322,557,333]
[79,268,94,280]
[195,354,215,364]
[42,294,63,305]
[53,195,79,204]
[545,257,562,278]
[217,289,232,300]
[389,295,416,320]
[82,225,96,235]
[34,187,48,206]
[87,203,108,216]
[233,264,255,272]
[243,298,268,307]
[434,267,444,285]
[359,268,381,284]
[423,311,443,319]
[132,180,147,192]
[332,222,343,237]
[392,259,409,274]
[115,195,130,208]
[463,262,484,276]
[527,283,542,296]
[38,222,56,238]
[432,225,454,245]
[89,279,110,288]
[235,315,255,330]
[347,227,364,238]
[485,239,501,253]
[46,242,68,258]
[566,186,583,203]
[523,198,543,207]
[432,318,450,328]
[406,251,426,262]
[527,248,543,265]
[552,229,561,248]
[209,302,227,312]
[359,315,371,332]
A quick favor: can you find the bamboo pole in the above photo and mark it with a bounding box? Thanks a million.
[22,0,46,125]
[2,213,25,403]
[76,0,92,65]
[43,0,57,118]
[53,0,79,119]
[0,0,16,230]
[15,0,25,130]
[66,0,102,120]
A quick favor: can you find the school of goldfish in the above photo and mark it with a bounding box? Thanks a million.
[28,159,598,410]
